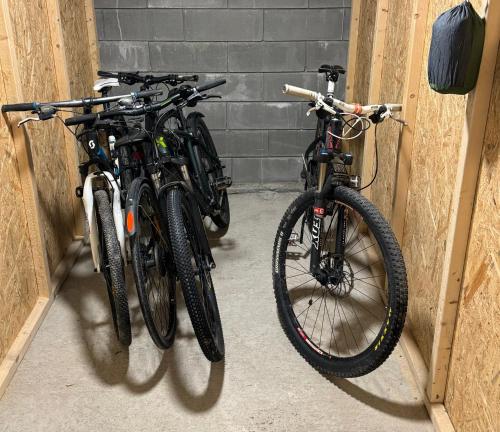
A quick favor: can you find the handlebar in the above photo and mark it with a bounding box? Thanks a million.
[97,70,199,86]
[1,90,162,113]
[1,102,39,112]
[65,79,227,126]
[282,84,402,115]
[196,79,226,93]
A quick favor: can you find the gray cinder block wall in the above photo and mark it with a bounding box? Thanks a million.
[95,0,350,183]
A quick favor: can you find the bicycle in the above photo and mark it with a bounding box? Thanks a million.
[272,65,408,377]
[86,71,200,349]
[96,70,231,230]
[2,89,160,346]
[66,78,228,361]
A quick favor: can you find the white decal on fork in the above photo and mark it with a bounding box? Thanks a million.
[312,216,321,250]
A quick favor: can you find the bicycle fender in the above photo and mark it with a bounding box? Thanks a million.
[82,171,127,272]
[125,177,151,238]
[186,111,205,134]
[82,173,101,272]
[103,171,126,263]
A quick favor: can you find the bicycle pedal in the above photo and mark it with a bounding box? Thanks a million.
[214,176,232,190]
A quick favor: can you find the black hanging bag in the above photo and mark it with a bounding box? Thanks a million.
[428,0,485,95]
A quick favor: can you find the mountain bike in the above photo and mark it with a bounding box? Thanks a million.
[273,65,408,377]
[88,71,200,349]
[66,78,227,361]
[2,89,160,346]
[96,70,231,230]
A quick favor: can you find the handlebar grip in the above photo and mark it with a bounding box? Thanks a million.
[134,90,163,99]
[2,102,38,112]
[180,74,199,82]
[65,113,97,126]
[196,79,226,93]
[97,70,117,78]
[282,84,319,101]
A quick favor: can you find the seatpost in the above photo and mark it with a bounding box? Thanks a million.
[327,80,335,97]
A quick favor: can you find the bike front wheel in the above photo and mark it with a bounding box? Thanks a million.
[129,181,177,349]
[273,187,407,377]
[167,187,224,362]
[94,190,131,346]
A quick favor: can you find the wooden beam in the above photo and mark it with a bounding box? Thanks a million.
[399,330,456,432]
[50,240,83,295]
[84,0,100,84]
[360,0,389,201]
[46,0,83,238]
[390,0,430,242]
[0,297,52,398]
[0,0,51,297]
[0,239,82,399]
[345,0,361,102]
[427,0,500,403]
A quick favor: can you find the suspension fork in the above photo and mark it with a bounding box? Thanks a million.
[310,148,331,275]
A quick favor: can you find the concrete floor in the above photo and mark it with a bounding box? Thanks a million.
[0,192,433,432]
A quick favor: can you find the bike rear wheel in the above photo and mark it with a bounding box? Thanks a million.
[191,117,230,229]
[129,181,177,349]
[94,190,131,346]
[167,187,225,361]
[273,187,407,377]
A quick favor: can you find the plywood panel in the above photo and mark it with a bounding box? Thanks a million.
[59,0,95,100]
[0,76,39,364]
[401,0,484,367]
[444,46,500,432]
[371,0,413,220]
[349,0,378,175]
[7,0,74,273]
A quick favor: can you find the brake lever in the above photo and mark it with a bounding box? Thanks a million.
[306,101,322,116]
[202,94,222,100]
[18,116,41,127]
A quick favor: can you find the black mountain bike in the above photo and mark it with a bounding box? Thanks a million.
[66,78,228,361]
[2,89,160,346]
[273,65,408,377]
[97,70,231,230]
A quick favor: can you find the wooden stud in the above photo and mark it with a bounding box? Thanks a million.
[399,330,456,432]
[0,239,82,399]
[390,0,430,242]
[84,0,100,84]
[0,0,51,297]
[427,0,500,404]
[345,0,361,102]
[360,0,389,201]
[46,0,83,238]
[0,297,52,398]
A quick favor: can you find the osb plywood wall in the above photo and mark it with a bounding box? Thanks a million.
[349,0,496,429]
[0,75,40,363]
[348,0,378,174]
[7,0,74,274]
[59,0,95,100]
[0,0,96,366]
[400,0,478,366]
[370,0,413,221]
[350,0,485,366]
[444,47,500,432]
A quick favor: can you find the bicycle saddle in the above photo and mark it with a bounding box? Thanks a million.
[318,64,346,82]
[115,130,149,147]
[93,78,120,92]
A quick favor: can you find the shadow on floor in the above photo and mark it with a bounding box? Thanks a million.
[327,376,429,421]
[58,248,224,412]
